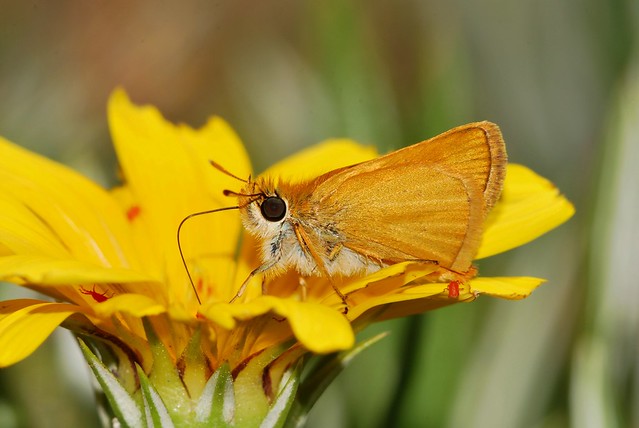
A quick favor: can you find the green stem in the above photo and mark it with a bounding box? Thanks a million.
[381,315,425,427]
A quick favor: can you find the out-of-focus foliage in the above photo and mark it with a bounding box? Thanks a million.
[0,1,635,427]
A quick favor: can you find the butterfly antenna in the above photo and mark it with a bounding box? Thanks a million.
[177,206,240,305]
[210,160,249,183]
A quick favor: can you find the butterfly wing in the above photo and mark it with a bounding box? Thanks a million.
[320,163,484,271]
[310,122,506,272]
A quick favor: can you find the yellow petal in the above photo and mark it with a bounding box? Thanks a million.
[0,300,83,367]
[201,297,283,329]
[108,185,163,277]
[347,278,450,320]
[272,298,354,353]
[477,164,575,259]
[0,195,68,257]
[91,294,166,318]
[0,137,143,269]
[0,299,46,322]
[364,276,544,321]
[108,89,250,304]
[350,273,545,321]
[469,276,546,299]
[342,262,439,295]
[0,254,155,285]
[202,296,354,353]
[262,139,378,183]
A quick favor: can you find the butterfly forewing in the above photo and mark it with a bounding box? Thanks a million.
[307,122,506,273]
[404,121,506,213]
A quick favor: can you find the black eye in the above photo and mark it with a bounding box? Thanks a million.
[260,196,287,222]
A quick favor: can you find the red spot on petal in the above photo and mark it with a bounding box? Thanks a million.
[447,280,460,299]
[127,205,141,221]
[80,285,110,303]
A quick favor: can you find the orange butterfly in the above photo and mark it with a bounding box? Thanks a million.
[215,122,506,305]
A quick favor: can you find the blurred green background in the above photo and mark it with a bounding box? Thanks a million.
[0,1,637,427]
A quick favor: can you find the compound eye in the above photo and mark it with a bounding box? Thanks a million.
[260,196,287,222]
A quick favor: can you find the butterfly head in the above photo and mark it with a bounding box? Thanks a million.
[226,177,291,241]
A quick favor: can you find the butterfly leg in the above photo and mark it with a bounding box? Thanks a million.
[229,259,279,303]
[298,276,308,301]
[327,279,349,315]
[229,269,256,303]
[292,224,349,313]
[327,243,343,260]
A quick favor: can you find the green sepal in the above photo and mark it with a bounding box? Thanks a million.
[142,319,190,419]
[284,331,389,428]
[194,362,235,427]
[78,338,143,428]
[136,364,175,428]
[260,361,302,428]
[179,327,208,401]
[234,348,280,427]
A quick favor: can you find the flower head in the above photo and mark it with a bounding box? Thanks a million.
[0,90,574,425]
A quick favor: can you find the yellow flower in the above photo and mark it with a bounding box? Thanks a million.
[0,89,574,426]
